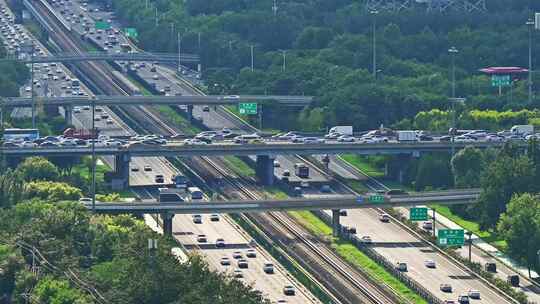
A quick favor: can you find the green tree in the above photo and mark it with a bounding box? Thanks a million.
[451,146,484,188]
[0,169,24,208]
[414,154,453,190]
[477,152,535,230]
[16,157,59,182]
[24,181,82,201]
[497,193,540,276]
[33,276,93,304]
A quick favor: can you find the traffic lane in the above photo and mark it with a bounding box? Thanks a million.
[273,155,329,183]
[74,106,134,137]
[456,243,540,301]
[322,206,512,303]
[400,206,540,301]
[172,214,317,304]
[128,156,178,187]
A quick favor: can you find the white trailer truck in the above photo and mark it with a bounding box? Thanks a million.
[510,125,534,136]
[397,130,418,142]
[328,126,353,136]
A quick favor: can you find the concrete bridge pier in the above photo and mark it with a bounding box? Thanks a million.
[162,213,175,236]
[255,155,275,186]
[187,104,194,122]
[107,153,130,190]
[332,209,341,237]
[64,105,73,125]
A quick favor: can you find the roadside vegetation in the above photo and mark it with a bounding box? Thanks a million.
[0,159,271,303]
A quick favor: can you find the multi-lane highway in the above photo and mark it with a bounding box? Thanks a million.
[12,0,536,303]
[17,0,326,302]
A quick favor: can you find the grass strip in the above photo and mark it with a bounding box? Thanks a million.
[431,204,507,250]
[291,211,427,304]
[222,156,255,177]
[340,154,385,177]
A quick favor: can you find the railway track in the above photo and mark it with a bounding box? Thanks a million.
[30,3,409,303]
[202,156,404,304]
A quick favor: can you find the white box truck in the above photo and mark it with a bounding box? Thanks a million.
[397,130,417,141]
[328,126,353,136]
[510,125,534,136]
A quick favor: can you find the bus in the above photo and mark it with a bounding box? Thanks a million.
[188,187,203,200]
[171,174,188,189]
[2,128,39,141]
[294,163,309,178]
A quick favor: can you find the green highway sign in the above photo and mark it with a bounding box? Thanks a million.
[438,229,464,246]
[124,28,139,39]
[410,207,428,221]
[95,21,111,30]
[368,194,386,204]
[491,74,511,87]
[239,103,257,115]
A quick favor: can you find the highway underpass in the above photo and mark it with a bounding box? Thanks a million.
[2,142,524,188]
[83,189,480,236]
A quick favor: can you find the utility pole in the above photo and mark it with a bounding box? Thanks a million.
[527,19,535,104]
[250,44,254,72]
[198,32,201,52]
[154,7,158,27]
[371,10,378,80]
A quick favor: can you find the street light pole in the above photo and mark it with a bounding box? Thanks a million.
[250,44,254,72]
[91,96,96,213]
[448,46,459,156]
[527,19,534,104]
[31,42,35,129]
[466,231,473,262]
[178,32,182,73]
[371,10,378,80]
[281,50,286,72]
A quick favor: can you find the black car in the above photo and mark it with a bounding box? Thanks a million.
[439,135,452,141]
[419,134,434,141]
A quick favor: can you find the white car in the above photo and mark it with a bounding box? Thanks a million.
[360,236,372,244]
[454,135,475,142]
[302,137,324,144]
[337,135,355,142]
[424,259,436,268]
[222,95,240,99]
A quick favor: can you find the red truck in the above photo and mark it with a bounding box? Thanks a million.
[63,128,99,140]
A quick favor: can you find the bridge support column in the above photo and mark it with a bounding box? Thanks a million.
[255,155,274,186]
[64,105,73,125]
[332,209,341,237]
[187,105,194,122]
[162,213,175,236]
[109,153,130,190]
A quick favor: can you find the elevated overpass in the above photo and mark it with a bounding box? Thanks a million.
[5,51,199,64]
[1,95,313,107]
[84,189,480,236]
[1,95,312,125]
[2,141,524,188]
